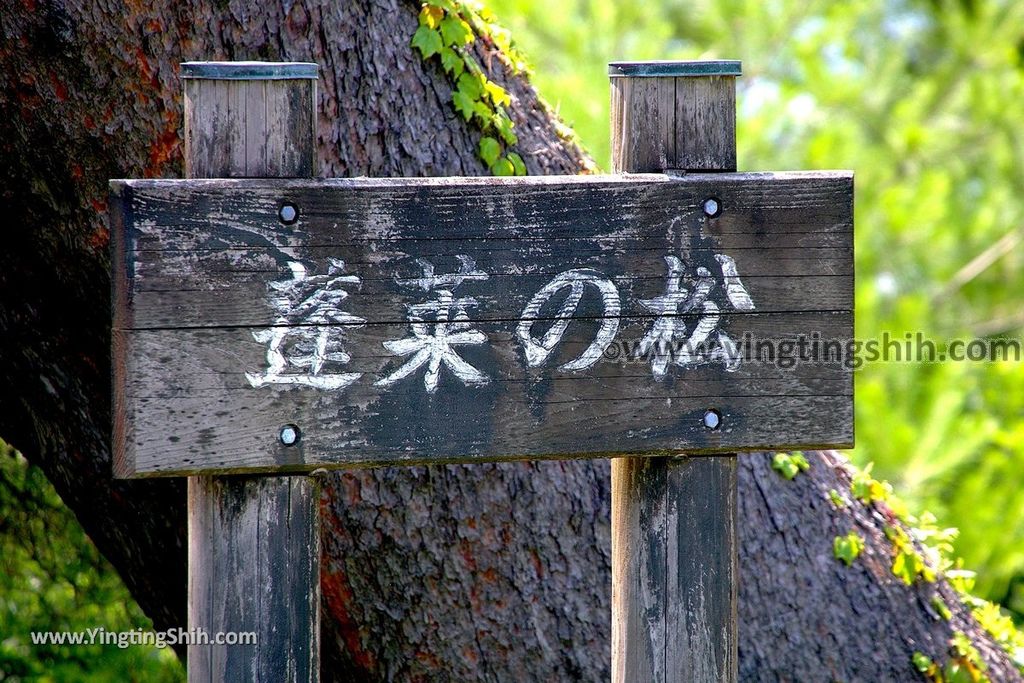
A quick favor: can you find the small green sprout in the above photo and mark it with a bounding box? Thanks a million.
[912,651,935,674]
[885,524,936,585]
[950,631,988,678]
[827,488,848,508]
[850,462,891,504]
[946,567,977,594]
[931,595,953,621]
[772,452,810,480]
[833,532,865,566]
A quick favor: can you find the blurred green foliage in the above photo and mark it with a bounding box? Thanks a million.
[484,0,1024,618]
[0,442,184,681]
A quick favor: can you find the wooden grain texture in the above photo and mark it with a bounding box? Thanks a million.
[610,458,741,683]
[610,78,676,173]
[610,66,744,683]
[611,75,736,172]
[611,456,737,681]
[611,457,666,683]
[184,78,315,178]
[182,66,320,683]
[188,475,320,682]
[111,172,852,477]
[674,77,737,172]
[664,456,737,680]
[111,172,852,476]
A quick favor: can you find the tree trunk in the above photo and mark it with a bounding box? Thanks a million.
[0,1,1018,680]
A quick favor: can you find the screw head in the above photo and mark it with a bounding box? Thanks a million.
[279,424,300,446]
[278,203,299,225]
[702,409,721,430]
[702,197,722,218]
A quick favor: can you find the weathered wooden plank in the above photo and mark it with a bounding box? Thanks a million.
[128,271,850,329]
[264,79,315,177]
[610,77,676,173]
[180,61,320,683]
[186,474,215,680]
[112,172,852,331]
[611,456,667,683]
[110,169,853,477]
[127,389,849,476]
[674,76,737,172]
[244,80,268,175]
[115,310,853,475]
[183,69,315,179]
[226,80,247,174]
[121,310,854,382]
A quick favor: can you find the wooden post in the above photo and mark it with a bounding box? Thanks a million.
[182,62,320,683]
[609,61,740,683]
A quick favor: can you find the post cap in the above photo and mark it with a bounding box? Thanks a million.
[181,61,319,80]
[608,60,741,78]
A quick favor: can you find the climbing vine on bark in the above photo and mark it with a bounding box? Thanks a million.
[412,0,528,175]
[839,460,1024,676]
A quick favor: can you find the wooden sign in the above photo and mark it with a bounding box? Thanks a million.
[111,171,852,477]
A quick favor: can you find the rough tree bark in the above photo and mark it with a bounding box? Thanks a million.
[0,1,1019,680]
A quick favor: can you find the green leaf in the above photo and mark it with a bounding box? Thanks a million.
[484,79,511,107]
[452,90,475,120]
[946,568,977,594]
[944,663,976,683]
[771,452,807,480]
[833,532,865,566]
[490,25,513,53]
[492,110,517,145]
[440,15,473,46]
[473,101,492,123]
[411,25,443,58]
[418,5,443,29]
[950,631,987,672]
[850,462,890,504]
[440,47,464,77]
[490,157,515,176]
[827,489,847,508]
[507,152,526,176]
[457,72,484,100]
[791,452,810,471]
[911,651,934,674]
[892,550,912,584]
[478,137,501,166]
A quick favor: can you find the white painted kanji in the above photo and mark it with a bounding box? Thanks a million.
[516,268,620,372]
[375,256,490,393]
[246,259,365,389]
[637,254,754,376]
[715,253,755,310]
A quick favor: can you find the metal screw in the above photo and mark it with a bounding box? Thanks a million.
[702,409,721,430]
[278,203,299,225]
[702,197,721,218]
[279,424,300,446]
